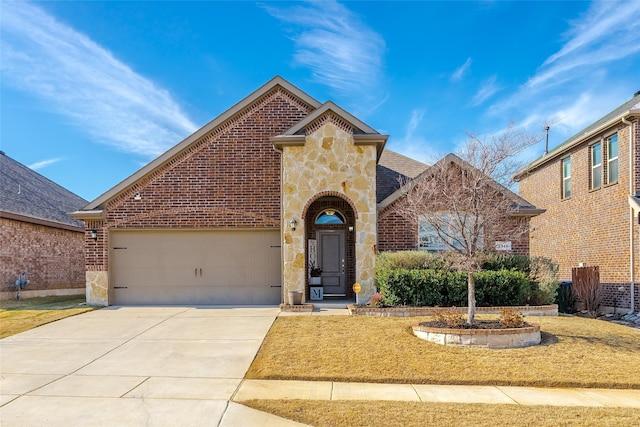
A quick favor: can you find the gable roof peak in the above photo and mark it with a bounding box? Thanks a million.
[80,76,322,211]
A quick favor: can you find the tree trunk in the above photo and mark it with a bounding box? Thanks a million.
[467,271,476,325]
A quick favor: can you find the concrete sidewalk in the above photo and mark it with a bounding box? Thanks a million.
[234,379,640,408]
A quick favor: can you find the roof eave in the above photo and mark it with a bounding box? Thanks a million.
[515,109,639,181]
[68,209,105,221]
[510,208,546,217]
[353,134,388,160]
[1,210,84,232]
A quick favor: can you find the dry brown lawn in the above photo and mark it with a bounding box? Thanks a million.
[246,315,640,389]
[0,295,96,338]
[242,400,640,427]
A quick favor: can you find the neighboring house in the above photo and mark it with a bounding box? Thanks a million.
[515,91,640,312]
[378,153,543,254]
[0,151,87,299]
[71,77,540,306]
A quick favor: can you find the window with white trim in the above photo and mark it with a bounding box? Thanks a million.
[562,157,571,199]
[590,142,602,189]
[607,134,618,184]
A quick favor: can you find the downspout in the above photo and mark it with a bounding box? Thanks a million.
[622,116,635,314]
[272,143,286,305]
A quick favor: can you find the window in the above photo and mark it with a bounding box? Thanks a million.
[562,157,571,198]
[418,213,483,252]
[315,209,345,224]
[590,143,602,189]
[607,134,618,184]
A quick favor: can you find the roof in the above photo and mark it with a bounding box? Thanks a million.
[376,150,428,203]
[0,152,87,230]
[77,76,322,213]
[515,91,640,180]
[378,153,544,216]
[271,101,389,160]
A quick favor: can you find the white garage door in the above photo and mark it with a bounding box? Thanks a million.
[110,230,281,305]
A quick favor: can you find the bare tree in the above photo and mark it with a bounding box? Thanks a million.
[396,122,542,324]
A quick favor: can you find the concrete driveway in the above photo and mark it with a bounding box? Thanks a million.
[0,306,306,426]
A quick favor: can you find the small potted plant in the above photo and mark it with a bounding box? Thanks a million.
[309,262,322,285]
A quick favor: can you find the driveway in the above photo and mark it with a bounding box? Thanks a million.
[0,306,304,426]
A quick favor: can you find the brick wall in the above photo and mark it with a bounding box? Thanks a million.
[87,87,313,270]
[0,217,84,290]
[519,119,639,311]
[377,206,418,251]
[377,196,531,255]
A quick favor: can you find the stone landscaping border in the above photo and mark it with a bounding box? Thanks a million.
[412,323,541,349]
[347,304,558,317]
[279,303,314,312]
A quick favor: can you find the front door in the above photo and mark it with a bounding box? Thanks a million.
[318,230,346,296]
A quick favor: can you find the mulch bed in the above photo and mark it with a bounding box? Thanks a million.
[418,319,532,329]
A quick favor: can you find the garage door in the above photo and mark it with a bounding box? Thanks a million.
[110,230,281,305]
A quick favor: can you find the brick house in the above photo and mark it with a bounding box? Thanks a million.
[515,91,640,312]
[378,153,542,255]
[0,151,87,299]
[71,77,540,306]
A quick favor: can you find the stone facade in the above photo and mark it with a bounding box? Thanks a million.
[0,217,84,298]
[281,115,379,301]
[518,116,640,311]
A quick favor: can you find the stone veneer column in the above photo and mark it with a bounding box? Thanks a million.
[86,270,109,306]
[281,122,378,301]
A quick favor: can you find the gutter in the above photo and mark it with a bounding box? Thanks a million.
[622,116,636,314]
[514,109,636,181]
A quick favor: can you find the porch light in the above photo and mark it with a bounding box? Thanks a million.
[90,229,97,241]
[325,209,335,216]
[290,218,297,231]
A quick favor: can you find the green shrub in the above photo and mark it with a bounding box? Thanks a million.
[481,253,531,272]
[377,268,529,307]
[376,251,452,271]
[528,257,560,305]
[474,270,531,306]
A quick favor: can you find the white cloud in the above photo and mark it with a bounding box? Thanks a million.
[0,1,198,158]
[263,0,386,114]
[487,0,640,151]
[471,76,500,106]
[28,157,64,170]
[389,108,444,164]
[451,57,472,82]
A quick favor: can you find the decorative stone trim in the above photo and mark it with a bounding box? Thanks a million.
[302,191,359,219]
[412,324,541,349]
[305,111,353,136]
[347,304,558,317]
[279,303,314,312]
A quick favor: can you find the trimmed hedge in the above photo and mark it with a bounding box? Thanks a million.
[375,252,559,307]
[376,268,531,307]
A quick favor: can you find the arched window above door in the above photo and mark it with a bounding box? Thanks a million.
[315,209,345,224]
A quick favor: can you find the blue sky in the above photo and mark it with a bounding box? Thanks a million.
[2,0,639,201]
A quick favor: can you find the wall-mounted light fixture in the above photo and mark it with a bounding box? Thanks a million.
[348,226,354,232]
[289,218,297,231]
[134,192,142,200]
[90,229,98,241]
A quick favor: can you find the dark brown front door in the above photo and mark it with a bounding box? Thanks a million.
[317,230,346,296]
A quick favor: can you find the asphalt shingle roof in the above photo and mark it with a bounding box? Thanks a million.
[376,150,428,203]
[0,152,87,228]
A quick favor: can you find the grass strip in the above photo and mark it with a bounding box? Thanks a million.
[242,400,640,427]
[0,295,96,338]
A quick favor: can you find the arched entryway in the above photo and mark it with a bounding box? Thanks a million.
[304,196,356,300]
